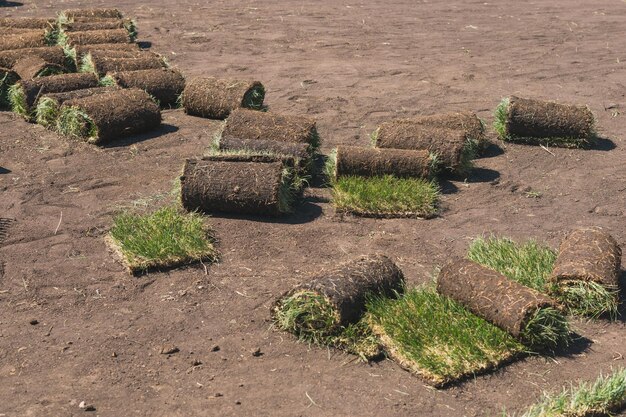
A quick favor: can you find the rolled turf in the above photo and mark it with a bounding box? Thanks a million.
[59,28,131,47]
[12,56,64,79]
[222,108,319,152]
[551,227,621,318]
[437,259,570,351]
[0,32,48,51]
[333,146,434,180]
[0,67,19,108]
[57,88,161,144]
[9,72,99,118]
[494,96,595,146]
[367,286,525,387]
[217,137,312,169]
[35,86,119,128]
[0,17,55,29]
[180,156,298,216]
[374,122,475,175]
[82,54,166,77]
[101,68,184,107]
[272,254,404,357]
[61,18,136,40]
[60,8,124,20]
[182,77,265,119]
[0,46,68,69]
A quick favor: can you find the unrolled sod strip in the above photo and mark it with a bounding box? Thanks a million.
[551,227,621,317]
[180,156,296,216]
[494,96,595,146]
[334,146,434,180]
[0,46,67,69]
[59,29,131,47]
[0,18,55,29]
[101,68,183,106]
[83,55,165,77]
[182,77,265,119]
[438,259,570,351]
[57,88,161,145]
[374,122,474,175]
[12,56,64,80]
[9,72,99,118]
[0,32,48,51]
[222,108,319,151]
[272,254,404,336]
[35,86,119,128]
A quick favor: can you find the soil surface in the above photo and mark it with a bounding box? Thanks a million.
[1,1,625,416]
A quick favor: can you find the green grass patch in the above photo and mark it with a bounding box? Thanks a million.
[520,307,571,352]
[242,84,265,110]
[56,105,99,141]
[331,175,439,218]
[367,287,525,386]
[98,74,117,87]
[107,206,218,274]
[467,236,619,319]
[35,97,60,128]
[8,83,29,117]
[79,53,96,75]
[0,70,19,109]
[514,367,626,417]
[493,97,510,140]
[273,290,381,361]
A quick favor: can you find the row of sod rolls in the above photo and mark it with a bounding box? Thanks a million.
[494,96,596,147]
[272,255,571,387]
[468,227,622,319]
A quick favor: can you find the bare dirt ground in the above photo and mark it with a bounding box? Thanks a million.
[1,1,625,416]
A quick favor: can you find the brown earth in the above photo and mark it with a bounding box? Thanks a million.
[1,1,625,416]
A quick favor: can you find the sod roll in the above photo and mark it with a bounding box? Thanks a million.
[58,88,161,144]
[438,259,560,345]
[0,67,19,108]
[105,68,184,106]
[181,157,291,216]
[0,18,55,29]
[0,46,67,69]
[552,227,621,288]
[61,18,132,32]
[222,108,319,149]
[412,112,485,142]
[11,72,99,116]
[182,77,265,119]
[61,29,131,46]
[0,32,48,51]
[335,146,432,179]
[12,56,64,80]
[86,55,165,77]
[272,254,404,330]
[35,86,119,128]
[0,27,45,35]
[73,42,140,58]
[218,137,311,161]
[374,123,471,173]
[502,96,595,140]
[61,8,123,19]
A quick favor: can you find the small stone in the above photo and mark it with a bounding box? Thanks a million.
[78,401,95,411]
[211,345,220,352]
[251,348,263,357]
[191,359,202,366]
[29,319,39,325]
[235,401,241,405]
[160,345,179,355]
[112,352,117,358]
[214,393,223,397]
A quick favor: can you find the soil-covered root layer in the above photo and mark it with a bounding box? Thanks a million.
[551,227,621,318]
[334,145,434,180]
[0,46,68,69]
[106,206,218,275]
[35,86,119,128]
[217,137,312,171]
[0,17,55,29]
[0,31,49,51]
[222,108,319,152]
[0,67,19,109]
[180,156,298,217]
[494,96,596,147]
[374,121,475,175]
[57,88,161,145]
[9,72,99,118]
[12,56,64,80]
[102,68,184,107]
[60,8,124,21]
[60,18,136,39]
[512,367,626,417]
[82,53,166,77]
[59,28,131,47]
[367,286,525,387]
[272,254,404,359]
[438,259,570,351]
[331,175,439,219]
[182,77,265,119]
[72,42,140,61]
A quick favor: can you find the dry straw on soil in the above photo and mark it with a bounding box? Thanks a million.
[182,77,265,119]
[57,88,161,144]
